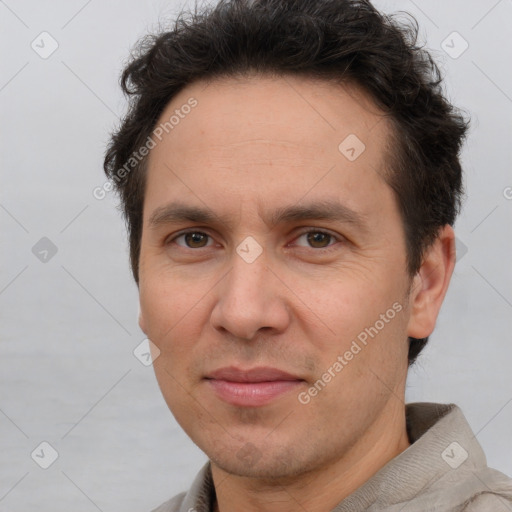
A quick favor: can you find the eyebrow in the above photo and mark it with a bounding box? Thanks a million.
[148,200,368,232]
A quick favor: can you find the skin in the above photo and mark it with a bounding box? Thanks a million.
[138,74,456,512]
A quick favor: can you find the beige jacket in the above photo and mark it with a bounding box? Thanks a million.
[151,403,512,511]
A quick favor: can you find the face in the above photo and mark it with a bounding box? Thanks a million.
[138,75,416,479]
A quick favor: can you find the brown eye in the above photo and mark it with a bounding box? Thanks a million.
[184,232,209,248]
[172,231,212,249]
[293,230,338,250]
[306,231,332,248]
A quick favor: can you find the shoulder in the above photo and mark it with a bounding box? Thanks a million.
[149,491,186,512]
[461,492,512,512]
[458,467,512,511]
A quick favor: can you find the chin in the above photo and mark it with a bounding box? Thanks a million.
[208,443,317,481]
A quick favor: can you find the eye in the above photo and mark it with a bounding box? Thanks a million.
[167,228,342,251]
[170,230,214,249]
[293,229,340,250]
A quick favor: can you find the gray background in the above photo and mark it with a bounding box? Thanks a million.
[1,0,511,510]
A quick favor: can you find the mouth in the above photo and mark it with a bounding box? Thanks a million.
[204,366,306,407]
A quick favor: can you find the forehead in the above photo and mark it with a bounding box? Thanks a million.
[154,74,389,155]
[144,74,395,224]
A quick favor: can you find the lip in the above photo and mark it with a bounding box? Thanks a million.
[205,366,305,407]
[206,366,302,382]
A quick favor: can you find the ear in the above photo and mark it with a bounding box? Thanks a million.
[406,225,456,339]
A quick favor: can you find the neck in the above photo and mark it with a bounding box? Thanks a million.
[211,404,411,512]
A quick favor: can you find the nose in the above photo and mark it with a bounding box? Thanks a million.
[210,250,291,340]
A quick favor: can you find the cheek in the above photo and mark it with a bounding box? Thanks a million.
[304,299,408,418]
[141,275,205,409]
[139,272,201,347]
[306,275,409,386]
[309,276,396,341]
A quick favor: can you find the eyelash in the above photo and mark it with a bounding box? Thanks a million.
[167,228,342,252]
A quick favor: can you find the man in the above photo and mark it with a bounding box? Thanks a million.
[104,0,512,510]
